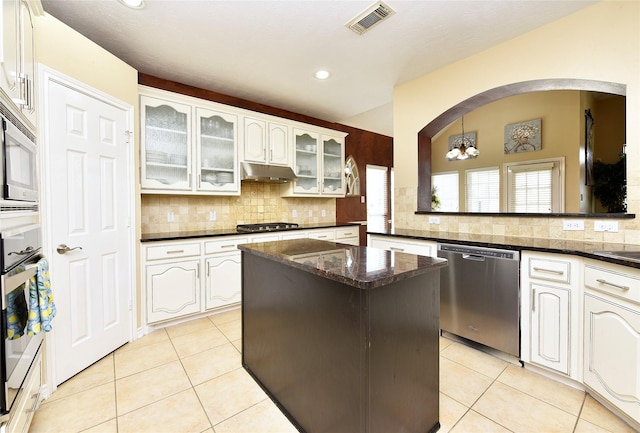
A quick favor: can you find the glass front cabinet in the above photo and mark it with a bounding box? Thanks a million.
[286,128,346,197]
[140,95,192,191]
[140,91,240,195]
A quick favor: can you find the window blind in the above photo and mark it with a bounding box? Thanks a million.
[466,168,500,212]
[367,165,389,232]
[506,161,559,213]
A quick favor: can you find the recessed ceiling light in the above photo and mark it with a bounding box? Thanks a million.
[118,0,145,9]
[314,70,331,80]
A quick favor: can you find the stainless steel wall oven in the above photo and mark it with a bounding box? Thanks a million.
[0,224,42,422]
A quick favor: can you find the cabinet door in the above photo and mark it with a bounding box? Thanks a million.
[141,96,192,191]
[196,107,239,193]
[205,253,241,310]
[321,135,345,196]
[18,0,35,125]
[268,121,289,166]
[244,117,267,163]
[292,129,320,194]
[584,293,640,423]
[1,0,19,102]
[530,283,570,374]
[146,260,201,323]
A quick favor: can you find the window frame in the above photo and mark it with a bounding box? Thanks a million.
[503,157,565,213]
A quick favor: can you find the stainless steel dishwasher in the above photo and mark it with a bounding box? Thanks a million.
[438,243,520,357]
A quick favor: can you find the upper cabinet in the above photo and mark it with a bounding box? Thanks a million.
[243,116,290,166]
[1,0,36,130]
[140,88,240,195]
[140,86,347,197]
[282,128,346,197]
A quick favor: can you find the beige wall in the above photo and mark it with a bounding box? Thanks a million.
[393,1,640,244]
[432,91,582,212]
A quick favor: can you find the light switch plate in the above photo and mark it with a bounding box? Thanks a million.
[167,212,174,222]
[429,216,440,224]
[562,220,584,231]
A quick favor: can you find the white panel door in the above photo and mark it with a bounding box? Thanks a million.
[43,75,133,385]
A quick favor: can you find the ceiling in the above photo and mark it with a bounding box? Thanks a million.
[41,0,596,137]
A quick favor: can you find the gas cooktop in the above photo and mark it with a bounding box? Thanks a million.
[236,222,299,233]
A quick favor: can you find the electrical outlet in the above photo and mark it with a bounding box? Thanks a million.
[209,211,217,221]
[361,196,365,203]
[292,209,297,218]
[167,212,174,222]
[594,220,619,232]
[429,216,440,224]
[562,220,584,231]
[308,209,313,217]
[321,209,326,217]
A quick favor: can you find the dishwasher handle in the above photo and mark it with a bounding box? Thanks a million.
[462,253,485,261]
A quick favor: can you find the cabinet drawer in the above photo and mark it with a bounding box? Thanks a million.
[335,227,358,240]
[309,230,335,241]
[205,237,248,254]
[146,243,201,261]
[529,257,571,283]
[584,264,640,304]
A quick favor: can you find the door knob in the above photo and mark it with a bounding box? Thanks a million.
[57,244,82,255]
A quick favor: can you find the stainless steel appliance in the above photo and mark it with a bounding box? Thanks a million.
[0,224,43,421]
[438,243,520,357]
[236,222,299,233]
[1,112,37,203]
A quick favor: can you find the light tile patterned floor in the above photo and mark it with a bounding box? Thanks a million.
[29,308,636,433]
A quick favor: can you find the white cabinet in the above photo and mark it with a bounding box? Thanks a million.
[5,349,42,433]
[140,87,240,195]
[144,241,202,323]
[520,252,580,378]
[583,260,640,425]
[283,128,347,197]
[367,234,437,257]
[196,107,239,193]
[146,260,201,323]
[1,0,36,130]
[243,116,290,166]
[142,226,360,325]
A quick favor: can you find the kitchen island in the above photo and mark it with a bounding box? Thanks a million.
[239,239,447,433]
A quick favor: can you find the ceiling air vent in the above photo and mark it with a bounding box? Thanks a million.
[346,1,396,35]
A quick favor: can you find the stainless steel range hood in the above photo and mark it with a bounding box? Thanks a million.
[240,162,298,183]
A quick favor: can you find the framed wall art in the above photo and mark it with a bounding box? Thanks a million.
[585,109,595,185]
[504,118,541,154]
[448,131,476,150]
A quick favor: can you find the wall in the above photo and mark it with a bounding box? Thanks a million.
[431,90,581,212]
[393,1,640,244]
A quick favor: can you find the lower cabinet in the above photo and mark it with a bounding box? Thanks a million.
[5,349,42,433]
[146,260,201,323]
[142,225,360,324]
[520,251,580,379]
[205,252,242,310]
[583,260,640,425]
[367,234,437,257]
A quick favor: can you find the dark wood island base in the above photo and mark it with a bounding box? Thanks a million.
[240,239,447,433]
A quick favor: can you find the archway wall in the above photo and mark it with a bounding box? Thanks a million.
[392,1,640,240]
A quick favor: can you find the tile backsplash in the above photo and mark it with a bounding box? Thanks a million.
[393,186,640,245]
[141,182,336,234]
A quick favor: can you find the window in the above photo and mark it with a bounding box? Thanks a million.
[466,167,500,212]
[432,172,459,212]
[367,165,389,232]
[505,158,564,212]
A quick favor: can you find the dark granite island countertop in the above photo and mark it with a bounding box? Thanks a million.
[239,239,447,433]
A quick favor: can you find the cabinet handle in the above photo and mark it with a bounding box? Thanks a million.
[220,244,236,249]
[165,250,185,254]
[533,267,564,275]
[390,247,405,252]
[197,262,200,279]
[532,288,536,312]
[595,278,630,291]
[316,235,328,239]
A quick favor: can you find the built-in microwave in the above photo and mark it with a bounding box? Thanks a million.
[1,114,37,203]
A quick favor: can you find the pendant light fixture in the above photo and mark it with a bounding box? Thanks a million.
[446,116,479,161]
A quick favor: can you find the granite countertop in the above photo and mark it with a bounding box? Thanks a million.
[368,229,640,269]
[140,223,360,243]
[238,238,447,290]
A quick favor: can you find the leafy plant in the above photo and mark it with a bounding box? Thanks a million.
[592,152,626,213]
[431,186,441,210]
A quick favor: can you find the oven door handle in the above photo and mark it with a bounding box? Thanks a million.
[1,264,38,302]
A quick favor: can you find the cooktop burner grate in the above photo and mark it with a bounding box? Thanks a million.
[236,222,299,233]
